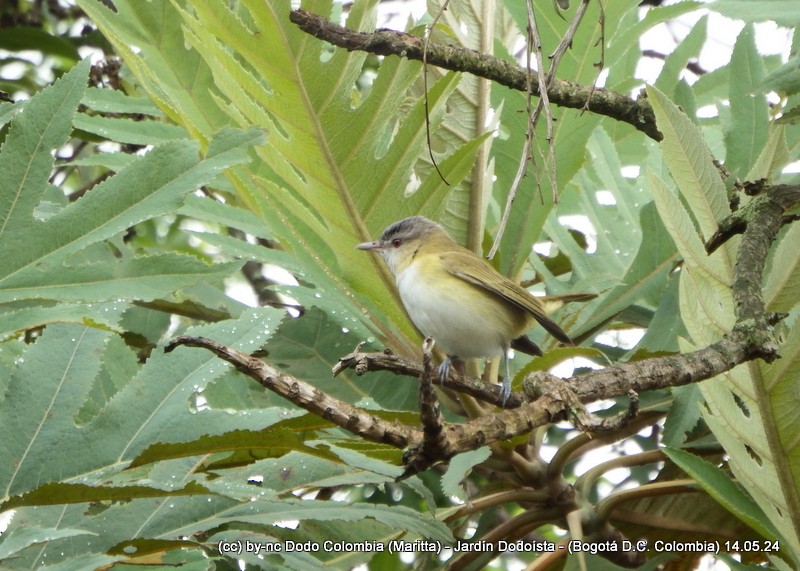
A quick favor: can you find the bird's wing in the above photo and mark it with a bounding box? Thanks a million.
[441,250,572,345]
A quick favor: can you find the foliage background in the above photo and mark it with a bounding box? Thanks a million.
[0,0,799,570]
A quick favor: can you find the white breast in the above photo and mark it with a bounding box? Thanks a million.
[395,259,508,359]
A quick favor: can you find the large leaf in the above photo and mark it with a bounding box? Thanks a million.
[77,0,490,361]
[0,308,287,501]
[664,448,780,541]
[709,0,800,26]
[648,87,800,563]
[724,25,769,179]
[0,59,262,336]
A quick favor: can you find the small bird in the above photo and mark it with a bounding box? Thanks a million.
[357,216,572,404]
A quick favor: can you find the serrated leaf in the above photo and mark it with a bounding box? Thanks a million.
[0,254,241,304]
[65,152,137,171]
[764,224,800,312]
[663,448,780,540]
[264,307,419,410]
[74,114,188,145]
[762,56,800,94]
[129,429,332,471]
[567,199,679,338]
[0,301,128,340]
[82,87,164,116]
[187,230,304,274]
[212,451,394,497]
[647,169,728,286]
[320,442,404,479]
[708,0,800,26]
[0,308,286,501]
[0,127,262,300]
[662,384,703,447]
[1,323,111,499]
[77,333,139,424]
[725,25,769,178]
[0,59,90,244]
[699,318,800,562]
[441,448,492,501]
[655,15,707,97]
[0,101,22,128]
[0,525,95,561]
[646,85,730,242]
[3,481,212,510]
[208,498,452,542]
[178,194,272,238]
[746,125,789,182]
[678,264,734,344]
[637,273,687,353]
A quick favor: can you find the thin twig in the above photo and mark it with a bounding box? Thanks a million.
[423,0,452,185]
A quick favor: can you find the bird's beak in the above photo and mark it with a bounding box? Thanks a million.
[356,240,383,251]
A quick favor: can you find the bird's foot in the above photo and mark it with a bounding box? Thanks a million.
[437,357,453,385]
[500,376,511,406]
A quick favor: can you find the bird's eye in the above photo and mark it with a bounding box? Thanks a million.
[391,238,402,247]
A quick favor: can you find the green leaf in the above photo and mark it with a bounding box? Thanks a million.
[663,448,780,541]
[662,384,703,447]
[0,126,263,302]
[0,301,127,340]
[0,525,94,561]
[204,498,453,542]
[0,308,285,501]
[0,254,241,304]
[0,101,22,128]
[764,224,800,312]
[179,194,272,238]
[0,323,111,499]
[0,59,91,244]
[76,332,139,424]
[655,15,707,98]
[567,200,679,338]
[264,307,419,410]
[647,169,729,287]
[746,125,789,182]
[82,87,164,116]
[724,25,769,179]
[211,451,395,496]
[698,318,800,562]
[129,429,329,471]
[74,114,188,145]
[636,273,686,353]
[646,85,730,242]
[762,56,800,95]
[0,27,80,61]
[442,448,492,501]
[3,481,213,510]
[65,152,137,172]
[708,1,800,26]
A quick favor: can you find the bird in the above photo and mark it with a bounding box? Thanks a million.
[357,216,572,404]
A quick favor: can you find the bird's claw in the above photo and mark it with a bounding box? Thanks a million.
[500,377,511,406]
[437,358,452,385]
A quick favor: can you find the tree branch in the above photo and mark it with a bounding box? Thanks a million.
[288,8,662,141]
[167,182,798,477]
[165,336,418,450]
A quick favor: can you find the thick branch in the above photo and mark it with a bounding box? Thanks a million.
[707,185,800,254]
[168,181,798,467]
[289,9,662,141]
[165,336,419,450]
